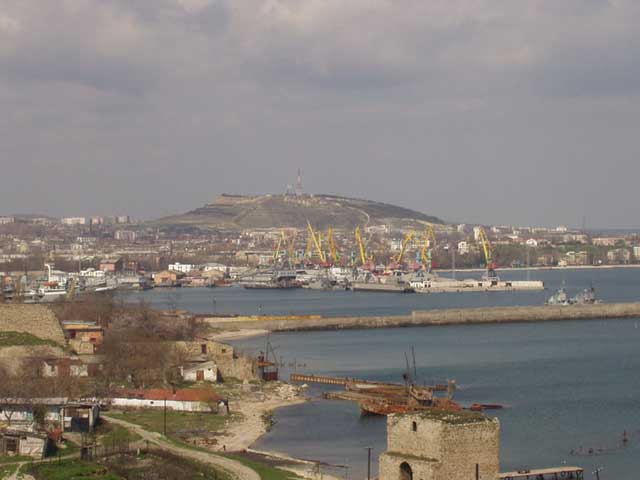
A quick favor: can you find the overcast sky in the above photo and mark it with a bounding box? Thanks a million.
[1,0,639,227]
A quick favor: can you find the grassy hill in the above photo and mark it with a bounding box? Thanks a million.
[156,194,444,230]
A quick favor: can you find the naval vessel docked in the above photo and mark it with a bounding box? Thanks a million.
[239,269,302,289]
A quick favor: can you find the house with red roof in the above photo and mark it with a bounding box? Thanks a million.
[110,388,225,413]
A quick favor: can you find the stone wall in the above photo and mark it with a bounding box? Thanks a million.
[204,302,640,332]
[175,340,258,381]
[0,304,65,345]
[0,345,65,375]
[379,412,500,480]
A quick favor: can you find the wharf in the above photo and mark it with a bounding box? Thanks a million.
[205,302,640,333]
[500,466,584,479]
[290,373,448,391]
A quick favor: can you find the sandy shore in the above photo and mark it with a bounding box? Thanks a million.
[212,384,306,452]
[208,328,270,341]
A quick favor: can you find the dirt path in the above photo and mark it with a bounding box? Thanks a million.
[102,414,260,480]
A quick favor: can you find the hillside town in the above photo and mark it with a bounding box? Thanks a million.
[1,205,640,300]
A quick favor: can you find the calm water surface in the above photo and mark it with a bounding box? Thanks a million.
[126,268,640,479]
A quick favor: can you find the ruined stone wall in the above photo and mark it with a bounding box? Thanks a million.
[0,304,65,345]
[380,414,500,480]
[0,345,65,375]
[175,340,258,381]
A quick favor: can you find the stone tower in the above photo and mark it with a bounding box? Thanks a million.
[379,410,500,480]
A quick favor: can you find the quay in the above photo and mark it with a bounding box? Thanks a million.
[500,466,584,479]
[290,373,448,391]
[205,302,640,333]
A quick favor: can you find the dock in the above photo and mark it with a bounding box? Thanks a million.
[290,373,448,391]
[500,467,584,479]
[205,302,640,333]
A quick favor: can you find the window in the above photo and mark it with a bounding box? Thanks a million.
[412,421,417,432]
[201,344,207,354]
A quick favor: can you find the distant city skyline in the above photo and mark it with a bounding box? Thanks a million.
[2,1,640,227]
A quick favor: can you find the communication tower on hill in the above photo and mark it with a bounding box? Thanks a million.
[296,168,303,196]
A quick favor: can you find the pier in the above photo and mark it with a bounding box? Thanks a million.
[206,302,640,333]
[500,466,584,479]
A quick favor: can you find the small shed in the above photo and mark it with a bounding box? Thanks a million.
[0,430,49,459]
[180,361,218,383]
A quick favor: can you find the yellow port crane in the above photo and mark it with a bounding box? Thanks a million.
[326,227,341,264]
[477,226,498,280]
[395,231,415,264]
[307,221,327,264]
[273,231,286,263]
[286,231,298,263]
[420,225,437,272]
[355,226,369,266]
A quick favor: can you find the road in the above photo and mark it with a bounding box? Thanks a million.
[102,414,260,480]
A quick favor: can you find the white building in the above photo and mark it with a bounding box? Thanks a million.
[61,217,86,226]
[457,241,470,254]
[80,268,106,278]
[110,389,223,413]
[168,262,196,273]
[179,361,218,383]
[525,239,538,247]
[0,217,15,225]
[473,226,482,241]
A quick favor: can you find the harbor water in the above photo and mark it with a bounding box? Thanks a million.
[126,267,640,479]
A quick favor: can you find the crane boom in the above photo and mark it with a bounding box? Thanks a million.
[307,221,327,263]
[395,231,415,264]
[420,225,436,271]
[477,226,497,279]
[327,227,340,264]
[355,226,367,265]
[273,231,285,262]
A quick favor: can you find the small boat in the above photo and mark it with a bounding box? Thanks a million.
[469,403,504,412]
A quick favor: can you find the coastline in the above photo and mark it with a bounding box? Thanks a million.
[211,383,345,479]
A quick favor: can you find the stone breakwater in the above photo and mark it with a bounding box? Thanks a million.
[205,302,640,332]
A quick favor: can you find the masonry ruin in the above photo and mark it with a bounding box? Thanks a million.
[379,410,500,480]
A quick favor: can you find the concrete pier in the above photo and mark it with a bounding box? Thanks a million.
[205,302,640,333]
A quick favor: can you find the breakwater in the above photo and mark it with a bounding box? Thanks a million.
[205,302,640,332]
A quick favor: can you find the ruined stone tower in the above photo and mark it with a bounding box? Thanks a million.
[379,410,500,480]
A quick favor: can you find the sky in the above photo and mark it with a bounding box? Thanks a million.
[1,0,639,227]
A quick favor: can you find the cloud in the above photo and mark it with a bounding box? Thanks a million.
[1,0,640,226]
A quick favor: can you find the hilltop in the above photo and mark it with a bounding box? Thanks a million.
[155,194,444,230]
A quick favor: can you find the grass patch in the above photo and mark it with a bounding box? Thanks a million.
[0,331,62,348]
[27,459,120,480]
[107,410,235,439]
[0,454,33,464]
[223,454,303,480]
[98,423,141,448]
[28,452,234,480]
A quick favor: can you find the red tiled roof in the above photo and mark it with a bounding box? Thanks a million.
[114,388,223,403]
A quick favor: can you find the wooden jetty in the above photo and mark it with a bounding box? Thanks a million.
[290,373,448,391]
[500,466,584,479]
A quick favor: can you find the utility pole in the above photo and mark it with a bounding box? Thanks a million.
[451,247,456,280]
[365,447,372,480]
[163,397,167,436]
